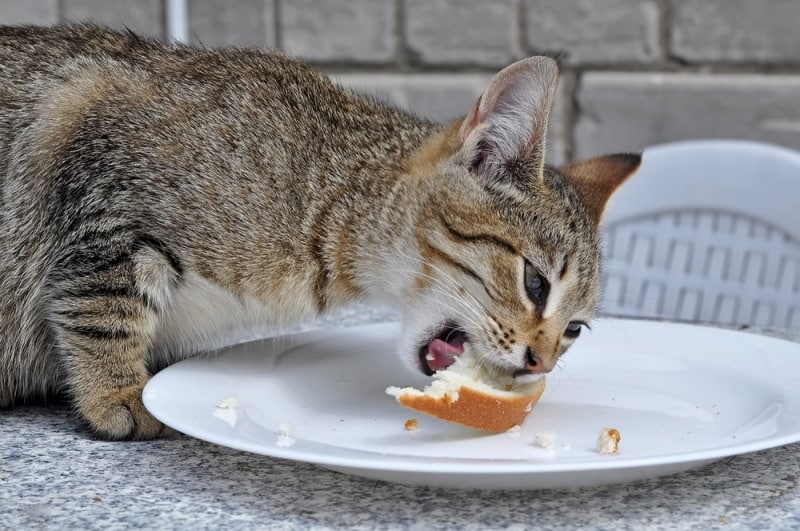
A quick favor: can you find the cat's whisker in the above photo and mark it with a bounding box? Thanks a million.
[390,264,483,328]
[425,262,490,313]
[384,255,487,330]
[398,259,490,328]
[394,246,491,312]
[387,251,512,365]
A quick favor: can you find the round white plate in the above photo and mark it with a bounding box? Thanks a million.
[143,319,800,489]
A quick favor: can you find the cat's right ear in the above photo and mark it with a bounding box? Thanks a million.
[559,153,642,226]
[459,56,559,187]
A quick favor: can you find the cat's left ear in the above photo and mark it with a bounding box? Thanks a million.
[460,56,559,186]
[558,153,642,225]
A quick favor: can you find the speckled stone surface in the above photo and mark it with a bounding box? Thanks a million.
[4,308,800,530]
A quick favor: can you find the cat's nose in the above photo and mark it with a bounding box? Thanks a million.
[525,347,552,374]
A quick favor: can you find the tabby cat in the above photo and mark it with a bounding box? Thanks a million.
[0,25,639,440]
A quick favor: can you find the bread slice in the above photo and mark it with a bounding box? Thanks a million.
[386,345,546,432]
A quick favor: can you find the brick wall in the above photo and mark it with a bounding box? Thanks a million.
[3,0,800,164]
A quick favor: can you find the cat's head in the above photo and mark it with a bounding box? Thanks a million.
[398,56,640,380]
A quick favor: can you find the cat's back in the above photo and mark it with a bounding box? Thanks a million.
[0,24,335,111]
[0,24,430,177]
[0,24,435,271]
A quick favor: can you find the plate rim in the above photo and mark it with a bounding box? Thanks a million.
[144,319,800,478]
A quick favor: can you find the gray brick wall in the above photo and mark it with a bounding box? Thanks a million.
[281,0,395,64]
[405,0,520,67]
[188,0,274,48]
[525,0,661,64]
[0,0,58,25]
[575,73,800,159]
[671,0,800,63]
[0,1,799,163]
[62,0,165,38]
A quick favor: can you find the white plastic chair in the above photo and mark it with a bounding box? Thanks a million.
[600,139,800,330]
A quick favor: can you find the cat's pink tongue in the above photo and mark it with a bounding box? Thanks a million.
[425,338,465,372]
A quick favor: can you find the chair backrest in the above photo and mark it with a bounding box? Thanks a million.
[600,139,800,330]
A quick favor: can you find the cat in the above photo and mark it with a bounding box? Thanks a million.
[0,25,639,440]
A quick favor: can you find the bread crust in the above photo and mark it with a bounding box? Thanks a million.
[394,378,546,432]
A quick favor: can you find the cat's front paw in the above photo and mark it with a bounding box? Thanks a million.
[77,383,178,440]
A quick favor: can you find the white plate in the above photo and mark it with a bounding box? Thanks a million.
[143,319,800,489]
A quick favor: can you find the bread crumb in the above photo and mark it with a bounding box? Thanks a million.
[533,431,557,450]
[276,423,295,448]
[404,418,419,431]
[596,427,621,455]
[276,434,295,448]
[213,396,239,427]
[216,395,238,409]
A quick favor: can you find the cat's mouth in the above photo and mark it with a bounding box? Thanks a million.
[418,321,468,376]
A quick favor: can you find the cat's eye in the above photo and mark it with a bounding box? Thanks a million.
[564,321,584,339]
[524,261,549,308]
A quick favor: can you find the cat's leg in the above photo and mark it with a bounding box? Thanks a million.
[48,237,182,440]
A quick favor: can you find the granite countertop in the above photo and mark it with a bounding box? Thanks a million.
[4,308,800,530]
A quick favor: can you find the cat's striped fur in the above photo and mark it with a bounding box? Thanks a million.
[0,25,639,439]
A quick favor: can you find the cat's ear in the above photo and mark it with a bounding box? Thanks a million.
[558,153,642,225]
[459,56,559,185]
